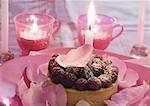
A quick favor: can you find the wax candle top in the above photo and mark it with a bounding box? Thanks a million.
[20,15,47,40]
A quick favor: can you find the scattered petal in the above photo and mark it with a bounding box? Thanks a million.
[105,81,149,106]
[26,63,47,84]
[55,84,67,106]
[56,44,93,67]
[104,100,120,106]
[76,100,91,106]
[119,69,139,88]
[138,96,150,106]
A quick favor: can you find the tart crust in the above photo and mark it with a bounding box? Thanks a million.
[48,80,118,106]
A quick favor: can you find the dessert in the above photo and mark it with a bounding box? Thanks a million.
[48,54,118,106]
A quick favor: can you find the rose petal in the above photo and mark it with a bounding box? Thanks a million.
[55,84,67,106]
[104,100,120,106]
[26,63,47,84]
[76,100,91,106]
[21,83,46,106]
[105,81,149,106]
[42,85,57,106]
[17,78,28,98]
[37,63,48,76]
[56,44,93,67]
[119,68,139,88]
[138,96,150,106]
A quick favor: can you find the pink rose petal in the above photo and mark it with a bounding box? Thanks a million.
[21,83,46,106]
[105,81,149,106]
[119,68,139,88]
[42,85,57,106]
[56,44,93,67]
[26,63,47,84]
[55,84,67,106]
[17,78,28,98]
[104,100,120,106]
[138,96,150,106]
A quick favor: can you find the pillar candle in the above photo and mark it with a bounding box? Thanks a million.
[1,0,9,52]
[136,0,145,47]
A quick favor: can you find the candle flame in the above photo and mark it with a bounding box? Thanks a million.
[30,15,38,33]
[87,1,96,27]
[2,97,10,106]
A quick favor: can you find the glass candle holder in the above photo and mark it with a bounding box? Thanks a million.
[14,12,61,55]
[78,14,124,49]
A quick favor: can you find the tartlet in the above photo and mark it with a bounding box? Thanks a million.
[48,54,118,106]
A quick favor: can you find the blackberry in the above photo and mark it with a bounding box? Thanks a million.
[98,74,112,88]
[50,68,65,84]
[65,67,79,74]
[105,66,118,83]
[105,70,118,83]
[60,72,77,88]
[90,63,104,77]
[74,78,88,91]
[88,77,101,90]
[77,66,93,79]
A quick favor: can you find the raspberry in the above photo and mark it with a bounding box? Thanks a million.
[50,67,65,84]
[60,72,77,88]
[98,74,112,88]
[77,66,93,79]
[74,78,88,91]
[88,77,101,90]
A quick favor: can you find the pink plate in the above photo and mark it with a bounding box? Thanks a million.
[0,48,150,105]
[1,48,150,83]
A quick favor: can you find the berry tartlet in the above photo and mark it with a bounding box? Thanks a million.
[48,54,118,106]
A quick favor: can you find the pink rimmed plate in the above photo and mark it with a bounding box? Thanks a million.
[0,48,150,105]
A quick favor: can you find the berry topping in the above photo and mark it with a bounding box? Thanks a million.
[74,78,88,91]
[76,66,93,79]
[60,72,77,88]
[90,63,104,77]
[105,66,118,83]
[98,74,112,88]
[88,77,101,90]
[50,67,65,84]
[48,54,118,90]
[65,67,79,74]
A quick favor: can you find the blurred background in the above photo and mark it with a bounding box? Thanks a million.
[0,0,150,56]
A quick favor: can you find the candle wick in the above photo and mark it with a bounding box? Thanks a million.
[89,25,91,30]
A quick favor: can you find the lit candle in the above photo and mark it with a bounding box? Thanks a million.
[20,15,46,40]
[84,1,96,46]
[1,0,9,52]
[136,0,145,47]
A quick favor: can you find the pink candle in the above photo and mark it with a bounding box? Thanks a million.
[84,2,96,46]
[1,0,9,52]
[136,0,145,47]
